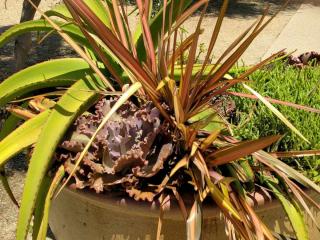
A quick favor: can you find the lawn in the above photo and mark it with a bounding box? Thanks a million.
[231,60,320,183]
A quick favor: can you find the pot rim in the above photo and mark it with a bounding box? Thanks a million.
[57,187,318,220]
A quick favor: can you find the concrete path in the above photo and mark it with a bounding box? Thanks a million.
[1,1,320,65]
[0,0,62,27]
[263,0,320,59]
[0,0,302,65]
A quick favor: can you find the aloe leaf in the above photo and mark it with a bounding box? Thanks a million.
[0,19,89,49]
[45,3,72,20]
[0,111,50,168]
[82,0,112,28]
[35,166,65,240]
[0,111,50,214]
[0,58,99,108]
[134,0,192,61]
[0,113,22,140]
[45,1,110,27]
[0,168,19,207]
[32,176,52,240]
[0,110,27,207]
[266,180,308,240]
[16,77,100,240]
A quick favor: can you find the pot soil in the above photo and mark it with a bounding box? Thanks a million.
[49,187,320,240]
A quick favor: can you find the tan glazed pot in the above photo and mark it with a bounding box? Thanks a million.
[49,188,320,240]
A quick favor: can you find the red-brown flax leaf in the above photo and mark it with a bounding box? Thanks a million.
[65,0,158,93]
[64,1,123,86]
[189,19,259,102]
[167,30,204,67]
[195,5,272,101]
[209,4,270,77]
[137,0,157,75]
[197,0,229,78]
[165,0,174,62]
[111,0,129,49]
[103,1,120,38]
[226,92,320,114]
[179,2,208,110]
[64,0,174,124]
[119,3,138,58]
[168,0,208,35]
[208,135,281,166]
[203,2,289,94]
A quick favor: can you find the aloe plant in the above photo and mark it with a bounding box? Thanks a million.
[0,1,319,240]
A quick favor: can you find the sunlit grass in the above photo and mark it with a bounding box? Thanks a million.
[231,61,320,182]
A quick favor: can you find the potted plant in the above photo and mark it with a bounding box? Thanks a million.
[0,0,319,239]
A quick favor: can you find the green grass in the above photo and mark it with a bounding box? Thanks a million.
[230,61,320,183]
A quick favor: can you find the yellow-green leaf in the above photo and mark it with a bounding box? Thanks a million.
[266,180,308,240]
[16,77,100,240]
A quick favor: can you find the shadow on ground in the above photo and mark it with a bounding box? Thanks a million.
[205,0,306,17]
[0,25,76,81]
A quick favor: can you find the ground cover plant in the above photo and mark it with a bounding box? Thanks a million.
[0,0,320,240]
[230,60,320,183]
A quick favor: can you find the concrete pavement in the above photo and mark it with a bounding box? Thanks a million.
[263,1,320,60]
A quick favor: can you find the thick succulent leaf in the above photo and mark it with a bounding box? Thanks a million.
[0,111,50,168]
[53,1,111,27]
[0,110,27,207]
[0,19,89,49]
[16,78,100,240]
[0,58,98,108]
[44,3,72,20]
[32,176,51,240]
[35,167,65,240]
[82,0,112,28]
[0,110,48,217]
[0,113,22,140]
[134,0,192,62]
[0,168,19,207]
[266,180,308,240]
[29,4,114,91]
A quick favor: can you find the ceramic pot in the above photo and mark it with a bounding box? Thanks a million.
[49,188,320,240]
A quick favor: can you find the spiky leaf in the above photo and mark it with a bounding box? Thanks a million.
[16,77,100,239]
